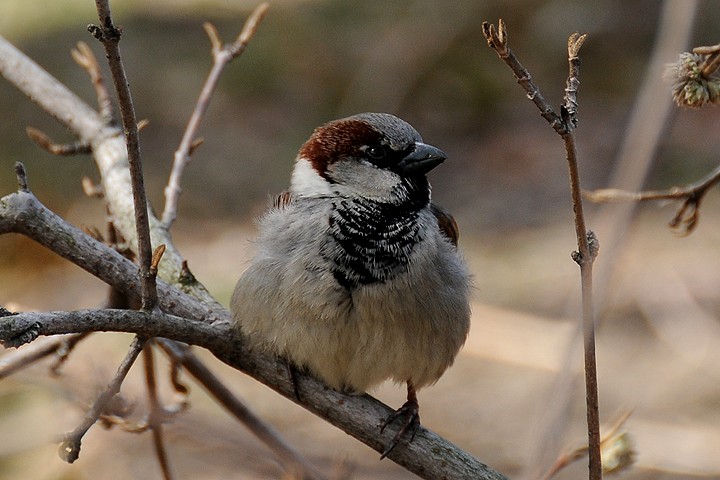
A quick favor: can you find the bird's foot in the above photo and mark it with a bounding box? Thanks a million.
[379,396,420,459]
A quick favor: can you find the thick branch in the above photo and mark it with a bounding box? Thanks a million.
[0,309,221,350]
[0,32,221,310]
[0,307,505,479]
[0,189,506,479]
[0,190,227,325]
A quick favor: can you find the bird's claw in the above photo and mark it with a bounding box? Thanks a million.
[379,399,420,459]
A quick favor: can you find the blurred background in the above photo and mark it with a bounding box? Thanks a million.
[1,0,720,478]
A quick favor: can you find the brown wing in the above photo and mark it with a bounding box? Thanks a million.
[430,203,459,247]
[273,190,293,209]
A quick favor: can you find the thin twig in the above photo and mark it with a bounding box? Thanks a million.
[482,20,601,480]
[90,0,157,311]
[585,161,720,234]
[71,41,114,124]
[157,339,324,480]
[0,333,88,379]
[562,33,602,480]
[59,335,146,463]
[26,127,92,155]
[144,342,175,480]
[567,135,601,480]
[481,20,565,133]
[50,332,92,375]
[161,3,270,229]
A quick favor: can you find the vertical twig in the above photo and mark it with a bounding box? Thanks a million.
[161,3,269,229]
[565,132,601,480]
[89,0,157,311]
[483,21,601,479]
[562,32,602,480]
[144,342,175,480]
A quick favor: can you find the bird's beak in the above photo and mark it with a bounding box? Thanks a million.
[394,142,447,176]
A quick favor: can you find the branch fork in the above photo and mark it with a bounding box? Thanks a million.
[483,19,603,480]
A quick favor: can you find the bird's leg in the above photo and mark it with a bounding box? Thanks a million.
[380,381,420,459]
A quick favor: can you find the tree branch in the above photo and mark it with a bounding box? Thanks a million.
[59,335,146,463]
[0,189,227,326]
[585,161,720,234]
[0,33,222,309]
[161,3,269,229]
[0,188,507,479]
[483,20,601,480]
[0,309,222,349]
[90,0,157,310]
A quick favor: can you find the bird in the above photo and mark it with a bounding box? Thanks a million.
[231,112,472,457]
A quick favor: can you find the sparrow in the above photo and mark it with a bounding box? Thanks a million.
[231,112,471,457]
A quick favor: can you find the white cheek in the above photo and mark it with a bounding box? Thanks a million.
[290,157,333,197]
[330,160,402,201]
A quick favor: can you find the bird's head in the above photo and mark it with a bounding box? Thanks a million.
[291,113,446,205]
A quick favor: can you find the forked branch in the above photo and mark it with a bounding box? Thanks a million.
[585,41,720,235]
[482,20,602,480]
[585,161,720,235]
[59,336,146,463]
[161,3,270,229]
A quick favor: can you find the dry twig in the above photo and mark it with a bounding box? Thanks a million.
[0,333,89,379]
[482,20,601,480]
[71,41,114,123]
[89,0,157,311]
[541,411,635,480]
[26,126,92,155]
[59,335,146,463]
[585,160,720,235]
[161,3,270,229]
[144,342,175,480]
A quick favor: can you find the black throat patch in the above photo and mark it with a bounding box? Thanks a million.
[324,177,430,289]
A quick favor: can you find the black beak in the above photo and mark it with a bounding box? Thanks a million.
[394,142,447,176]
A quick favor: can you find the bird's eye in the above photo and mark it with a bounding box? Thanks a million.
[365,145,386,160]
